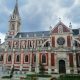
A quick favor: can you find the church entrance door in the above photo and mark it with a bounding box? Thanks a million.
[59,60,66,73]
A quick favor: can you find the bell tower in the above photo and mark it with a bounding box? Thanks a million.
[8,0,21,36]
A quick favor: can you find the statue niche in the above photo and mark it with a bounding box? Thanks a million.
[13,41,19,48]
[20,41,26,49]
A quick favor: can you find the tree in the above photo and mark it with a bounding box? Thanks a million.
[10,65,14,78]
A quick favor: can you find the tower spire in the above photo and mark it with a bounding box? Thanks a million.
[13,0,19,16]
[8,0,21,36]
[16,0,18,3]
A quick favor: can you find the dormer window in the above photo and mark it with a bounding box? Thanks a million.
[58,25,63,33]
[34,34,36,37]
[19,34,21,38]
[27,34,29,37]
[42,33,44,37]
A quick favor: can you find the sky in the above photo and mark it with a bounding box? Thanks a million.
[0,0,80,43]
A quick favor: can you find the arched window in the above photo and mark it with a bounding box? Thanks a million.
[25,55,28,62]
[42,54,46,63]
[0,55,3,61]
[8,55,11,62]
[16,55,20,62]
[44,42,50,47]
[11,24,15,30]
[8,42,11,48]
[34,54,36,62]
[30,41,32,47]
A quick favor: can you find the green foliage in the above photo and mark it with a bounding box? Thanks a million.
[27,74,51,77]
[2,66,14,79]
[10,65,14,78]
[2,76,10,79]
[37,74,51,77]
[58,74,80,80]
[26,74,51,80]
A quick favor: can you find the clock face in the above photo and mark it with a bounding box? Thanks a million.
[57,37,65,45]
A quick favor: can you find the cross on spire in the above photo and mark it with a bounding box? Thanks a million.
[16,0,18,3]
[59,17,61,22]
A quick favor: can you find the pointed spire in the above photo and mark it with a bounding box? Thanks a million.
[16,0,18,3]
[13,0,19,16]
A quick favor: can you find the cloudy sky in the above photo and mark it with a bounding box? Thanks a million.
[0,0,80,43]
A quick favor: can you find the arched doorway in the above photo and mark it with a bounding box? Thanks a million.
[59,60,66,73]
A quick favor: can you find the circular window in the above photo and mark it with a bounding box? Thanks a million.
[57,37,65,45]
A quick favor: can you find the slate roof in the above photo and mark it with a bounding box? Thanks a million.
[14,29,79,38]
[72,29,79,35]
[15,31,50,38]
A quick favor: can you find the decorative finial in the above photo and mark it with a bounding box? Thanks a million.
[49,26,52,31]
[59,17,61,22]
[69,22,72,28]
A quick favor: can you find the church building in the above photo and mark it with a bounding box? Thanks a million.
[0,0,80,75]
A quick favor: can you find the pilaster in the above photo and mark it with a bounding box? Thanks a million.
[29,52,32,72]
[66,53,70,74]
[73,53,77,74]
[48,52,51,74]
[35,52,39,73]
[54,53,58,73]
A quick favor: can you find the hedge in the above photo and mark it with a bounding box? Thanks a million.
[2,76,10,79]
[58,74,80,80]
[27,74,51,77]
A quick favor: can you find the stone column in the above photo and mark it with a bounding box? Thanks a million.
[54,53,58,73]
[34,39,36,48]
[35,52,39,73]
[11,51,15,67]
[20,50,23,72]
[19,39,20,49]
[3,52,7,72]
[48,52,51,74]
[29,52,32,72]
[66,53,70,74]
[73,53,77,74]
[4,52,7,65]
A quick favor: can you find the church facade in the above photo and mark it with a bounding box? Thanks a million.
[0,1,80,75]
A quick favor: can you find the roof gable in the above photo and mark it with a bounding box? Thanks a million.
[52,21,70,34]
